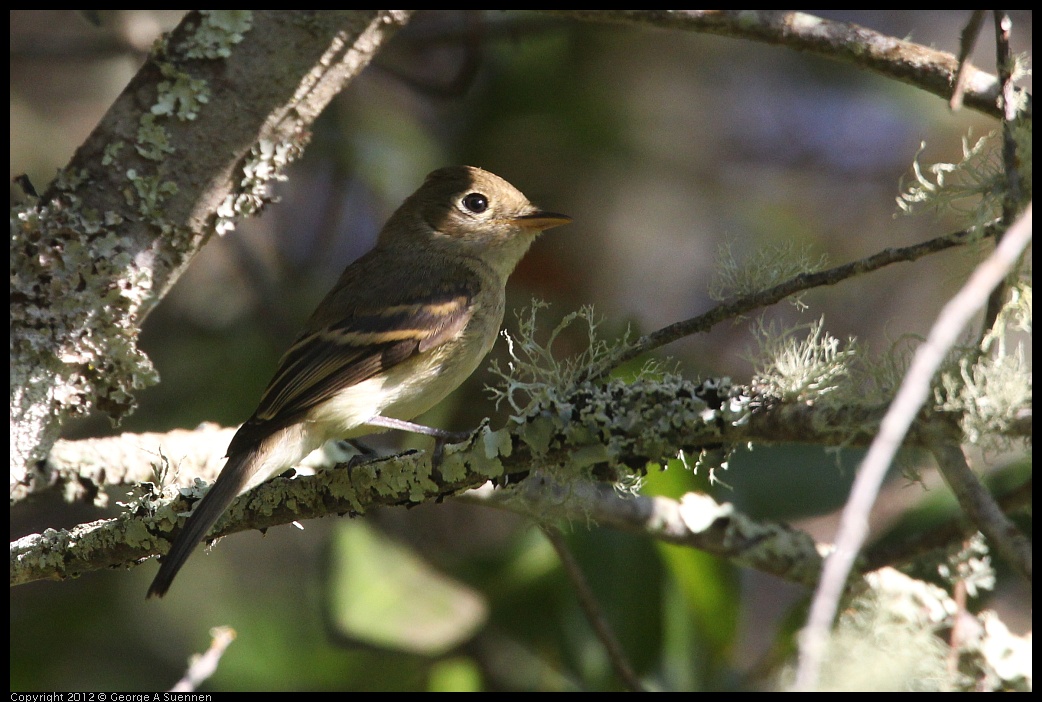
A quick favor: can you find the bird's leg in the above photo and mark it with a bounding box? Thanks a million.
[364,415,473,465]
[365,415,472,443]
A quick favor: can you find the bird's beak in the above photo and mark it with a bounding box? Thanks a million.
[514,210,572,232]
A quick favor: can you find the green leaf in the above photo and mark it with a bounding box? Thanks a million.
[327,522,488,657]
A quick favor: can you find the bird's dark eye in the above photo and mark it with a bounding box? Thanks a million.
[461,192,489,214]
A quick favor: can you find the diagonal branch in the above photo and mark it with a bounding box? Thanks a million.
[929,441,1032,583]
[583,225,996,383]
[795,202,1031,691]
[11,10,415,491]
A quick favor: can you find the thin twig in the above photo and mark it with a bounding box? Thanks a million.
[583,225,995,383]
[949,10,986,111]
[948,576,969,679]
[541,525,646,692]
[793,203,1031,691]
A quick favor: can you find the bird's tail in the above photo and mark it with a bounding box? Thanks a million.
[147,449,260,598]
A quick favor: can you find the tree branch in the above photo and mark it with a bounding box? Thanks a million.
[542,10,1030,121]
[19,369,1019,589]
[13,424,236,506]
[10,10,415,490]
[583,225,996,383]
[982,11,1027,340]
[466,478,829,590]
[795,203,1032,691]
[929,441,1032,582]
[863,475,1032,572]
[540,525,645,691]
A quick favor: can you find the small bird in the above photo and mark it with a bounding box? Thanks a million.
[147,166,570,598]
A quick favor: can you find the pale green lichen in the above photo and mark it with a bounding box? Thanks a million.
[124,168,179,216]
[930,279,1031,450]
[789,564,1030,691]
[13,10,272,444]
[330,465,369,514]
[482,425,513,460]
[749,316,858,403]
[981,279,1032,354]
[216,139,302,235]
[935,344,1031,448]
[896,125,1032,233]
[486,304,731,495]
[369,455,439,503]
[32,529,70,572]
[488,303,658,418]
[11,195,160,423]
[135,114,174,162]
[101,141,126,166]
[151,63,211,122]
[183,10,253,59]
[796,570,953,691]
[121,518,156,550]
[709,239,829,309]
[447,422,511,479]
[936,532,995,598]
[675,491,824,584]
[52,166,89,192]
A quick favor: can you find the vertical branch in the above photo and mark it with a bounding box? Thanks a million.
[981,11,1025,340]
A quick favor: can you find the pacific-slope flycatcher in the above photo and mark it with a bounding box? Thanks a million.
[147,165,570,598]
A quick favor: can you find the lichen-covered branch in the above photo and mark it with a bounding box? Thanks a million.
[15,371,1013,588]
[982,11,1028,341]
[10,10,415,491]
[467,478,828,590]
[13,424,236,507]
[12,434,496,587]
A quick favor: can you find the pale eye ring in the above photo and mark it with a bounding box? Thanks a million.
[461,192,489,214]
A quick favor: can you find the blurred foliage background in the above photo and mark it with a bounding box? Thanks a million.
[10,10,1031,691]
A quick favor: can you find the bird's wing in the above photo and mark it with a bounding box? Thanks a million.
[229,259,481,450]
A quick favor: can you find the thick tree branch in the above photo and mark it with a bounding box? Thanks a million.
[17,369,1024,589]
[10,10,415,492]
[13,424,236,506]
